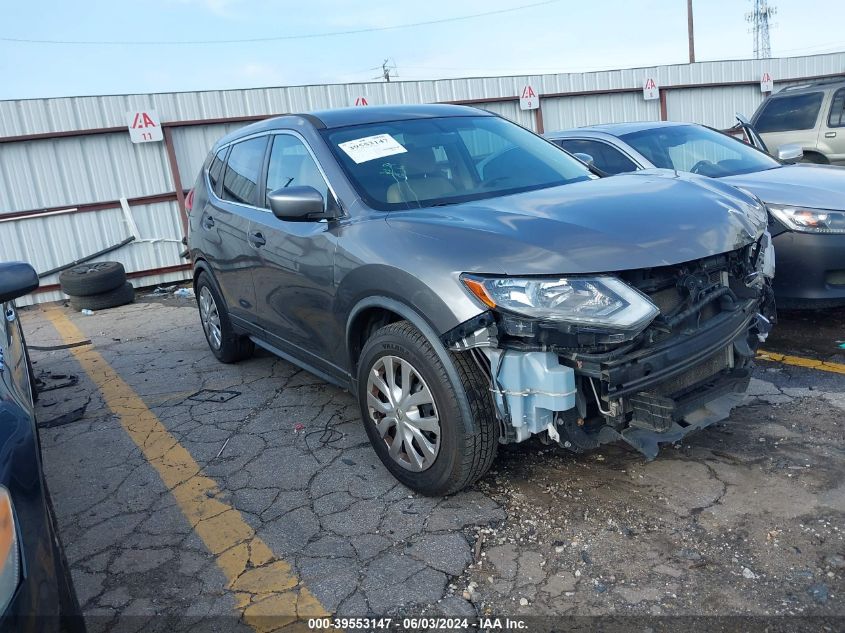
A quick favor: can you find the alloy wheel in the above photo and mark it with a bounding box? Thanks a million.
[366,355,441,472]
[199,286,223,350]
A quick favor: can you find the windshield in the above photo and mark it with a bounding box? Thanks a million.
[323,115,592,210]
[620,124,781,178]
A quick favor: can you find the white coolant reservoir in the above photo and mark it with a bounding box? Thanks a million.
[495,351,577,442]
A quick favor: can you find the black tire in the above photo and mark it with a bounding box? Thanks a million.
[195,272,254,363]
[59,261,126,297]
[357,320,498,496]
[68,282,134,312]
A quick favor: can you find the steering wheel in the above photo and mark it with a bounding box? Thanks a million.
[690,159,718,175]
[482,175,513,188]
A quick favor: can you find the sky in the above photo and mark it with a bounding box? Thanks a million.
[1,0,844,100]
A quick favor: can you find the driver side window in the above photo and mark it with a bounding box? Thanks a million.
[264,134,330,209]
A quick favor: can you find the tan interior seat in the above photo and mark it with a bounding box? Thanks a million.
[385,147,456,204]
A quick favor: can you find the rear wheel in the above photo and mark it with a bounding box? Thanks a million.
[357,320,498,496]
[195,272,254,363]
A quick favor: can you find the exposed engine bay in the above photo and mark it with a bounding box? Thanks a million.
[445,232,776,458]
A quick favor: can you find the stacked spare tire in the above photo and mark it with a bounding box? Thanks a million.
[59,262,135,311]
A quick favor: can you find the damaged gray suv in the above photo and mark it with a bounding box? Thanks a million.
[187,104,776,496]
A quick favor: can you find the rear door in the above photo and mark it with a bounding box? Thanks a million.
[248,132,341,376]
[204,136,268,325]
[822,87,845,164]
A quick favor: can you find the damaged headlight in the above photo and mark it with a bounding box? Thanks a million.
[768,205,845,234]
[461,274,659,332]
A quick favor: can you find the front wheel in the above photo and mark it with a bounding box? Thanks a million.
[357,321,498,496]
[195,272,254,363]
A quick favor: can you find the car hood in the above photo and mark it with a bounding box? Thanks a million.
[385,170,767,276]
[722,163,845,210]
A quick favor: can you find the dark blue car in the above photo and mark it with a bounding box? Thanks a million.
[0,262,83,632]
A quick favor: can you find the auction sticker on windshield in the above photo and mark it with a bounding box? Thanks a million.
[338,134,407,164]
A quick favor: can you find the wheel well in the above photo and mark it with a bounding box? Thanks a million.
[192,259,210,292]
[802,150,829,164]
[348,307,403,371]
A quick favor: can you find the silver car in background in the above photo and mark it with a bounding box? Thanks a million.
[547,122,845,308]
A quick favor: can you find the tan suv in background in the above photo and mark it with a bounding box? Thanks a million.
[751,78,845,165]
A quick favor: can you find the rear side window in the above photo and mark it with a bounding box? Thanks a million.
[222,137,268,205]
[556,139,638,175]
[828,88,845,128]
[755,92,824,133]
[207,147,227,194]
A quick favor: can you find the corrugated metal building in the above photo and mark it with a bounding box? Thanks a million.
[1,52,843,305]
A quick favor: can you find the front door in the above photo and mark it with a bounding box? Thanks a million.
[249,132,340,375]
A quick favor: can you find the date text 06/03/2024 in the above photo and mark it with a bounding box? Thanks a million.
[307,618,528,630]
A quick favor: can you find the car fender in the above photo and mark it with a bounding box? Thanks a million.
[338,263,478,340]
[344,294,477,431]
[192,257,217,291]
[346,294,445,353]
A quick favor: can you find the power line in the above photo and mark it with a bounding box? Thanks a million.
[0,0,562,46]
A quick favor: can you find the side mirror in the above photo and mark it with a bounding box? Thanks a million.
[777,144,804,163]
[573,152,595,167]
[0,262,39,303]
[267,186,336,221]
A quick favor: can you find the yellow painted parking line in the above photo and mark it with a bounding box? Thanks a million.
[43,306,329,631]
[757,349,845,375]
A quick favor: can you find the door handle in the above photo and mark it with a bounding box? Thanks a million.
[201,215,215,229]
[248,231,266,248]
[825,131,837,138]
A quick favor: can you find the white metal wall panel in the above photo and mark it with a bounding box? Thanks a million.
[2,53,842,136]
[2,52,843,306]
[0,134,172,213]
[665,85,763,129]
[0,199,184,306]
[542,93,662,131]
[476,101,536,130]
[171,122,249,187]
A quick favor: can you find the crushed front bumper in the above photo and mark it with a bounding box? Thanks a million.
[446,237,776,459]
[559,299,771,458]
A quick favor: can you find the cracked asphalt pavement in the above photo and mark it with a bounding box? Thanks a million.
[20,298,845,629]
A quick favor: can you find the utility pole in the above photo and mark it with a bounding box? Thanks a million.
[687,0,695,63]
[382,59,392,83]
